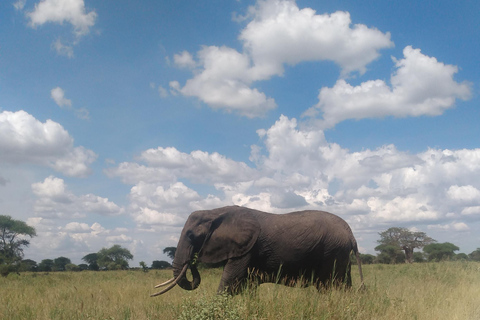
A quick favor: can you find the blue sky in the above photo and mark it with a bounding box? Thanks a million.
[1,0,479,266]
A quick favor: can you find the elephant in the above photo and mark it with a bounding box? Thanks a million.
[151,205,364,296]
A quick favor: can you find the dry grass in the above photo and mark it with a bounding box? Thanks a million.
[1,261,479,319]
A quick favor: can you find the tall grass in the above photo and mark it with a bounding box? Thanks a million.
[1,261,479,319]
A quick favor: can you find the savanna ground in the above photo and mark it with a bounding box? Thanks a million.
[1,261,479,320]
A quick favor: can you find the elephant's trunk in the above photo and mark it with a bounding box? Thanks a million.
[175,263,201,290]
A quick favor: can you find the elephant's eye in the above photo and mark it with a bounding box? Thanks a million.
[186,231,195,242]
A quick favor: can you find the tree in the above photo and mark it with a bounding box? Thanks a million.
[97,245,133,270]
[454,253,469,261]
[139,261,148,272]
[0,215,36,276]
[38,259,54,272]
[151,260,172,269]
[19,259,38,272]
[468,248,480,261]
[65,263,81,272]
[78,263,89,271]
[354,253,375,265]
[53,256,71,271]
[423,242,459,262]
[374,244,405,264]
[82,253,99,270]
[413,252,426,263]
[377,227,435,263]
[163,247,176,260]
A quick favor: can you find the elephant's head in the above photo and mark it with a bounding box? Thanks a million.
[151,206,260,296]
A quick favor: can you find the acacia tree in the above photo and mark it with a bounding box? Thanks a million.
[97,245,133,270]
[423,242,459,261]
[469,248,480,261]
[377,227,435,263]
[53,256,72,271]
[82,253,99,270]
[163,247,176,260]
[0,215,36,276]
[38,259,54,272]
[151,260,171,269]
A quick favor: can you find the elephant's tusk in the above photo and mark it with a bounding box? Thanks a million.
[154,277,175,288]
[150,264,189,297]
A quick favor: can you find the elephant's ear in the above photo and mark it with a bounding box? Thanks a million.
[199,210,260,264]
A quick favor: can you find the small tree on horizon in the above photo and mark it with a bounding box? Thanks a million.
[97,245,133,270]
[423,242,459,262]
[469,248,480,261]
[151,260,171,269]
[53,256,71,271]
[38,259,54,272]
[82,253,99,270]
[377,227,435,263]
[163,247,176,260]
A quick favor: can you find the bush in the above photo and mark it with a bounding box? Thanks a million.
[178,293,243,320]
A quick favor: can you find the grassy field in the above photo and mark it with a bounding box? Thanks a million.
[1,261,479,320]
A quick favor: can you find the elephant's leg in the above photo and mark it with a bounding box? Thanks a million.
[343,262,352,287]
[217,254,252,295]
[329,257,351,288]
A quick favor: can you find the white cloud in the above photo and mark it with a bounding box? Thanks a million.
[447,185,480,205]
[133,207,185,227]
[32,176,124,218]
[0,110,96,177]
[307,46,472,128]
[240,0,393,77]
[107,146,258,185]
[13,0,26,10]
[52,39,74,58]
[158,86,169,98]
[50,87,89,119]
[428,222,470,231]
[105,162,176,185]
[27,0,97,37]
[173,46,277,118]
[173,51,196,69]
[461,207,480,216]
[51,87,72,108]
[171,0,392,118]
[106,234,132,243]
[64,222,91,233]
[129,182,201,211]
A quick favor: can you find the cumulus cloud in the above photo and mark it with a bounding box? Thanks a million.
[27,0,97,37]
[173,51,196,69]
[171,0,392,117]
[0,110,96,177]
[133,207,185,227]
[50,87,89,119]
[51,87,72,108]
[106,148,258,227]
[428,222,470,232]
[24,217,139,263]
[243,115,480,227]
[64,222,91,233]
[172,46,277,118]
[13,0,26,10]
[32,176,124,218]
[240,1,393,77]
[107,147,258,185]
[52,39,74,58]
[306,46,472,128]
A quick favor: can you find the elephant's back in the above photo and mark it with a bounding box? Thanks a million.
[257,210,354,263]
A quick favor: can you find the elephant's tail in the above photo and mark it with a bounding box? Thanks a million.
[352,240,365,290]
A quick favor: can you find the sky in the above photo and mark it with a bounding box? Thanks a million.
[1,0,479,266]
